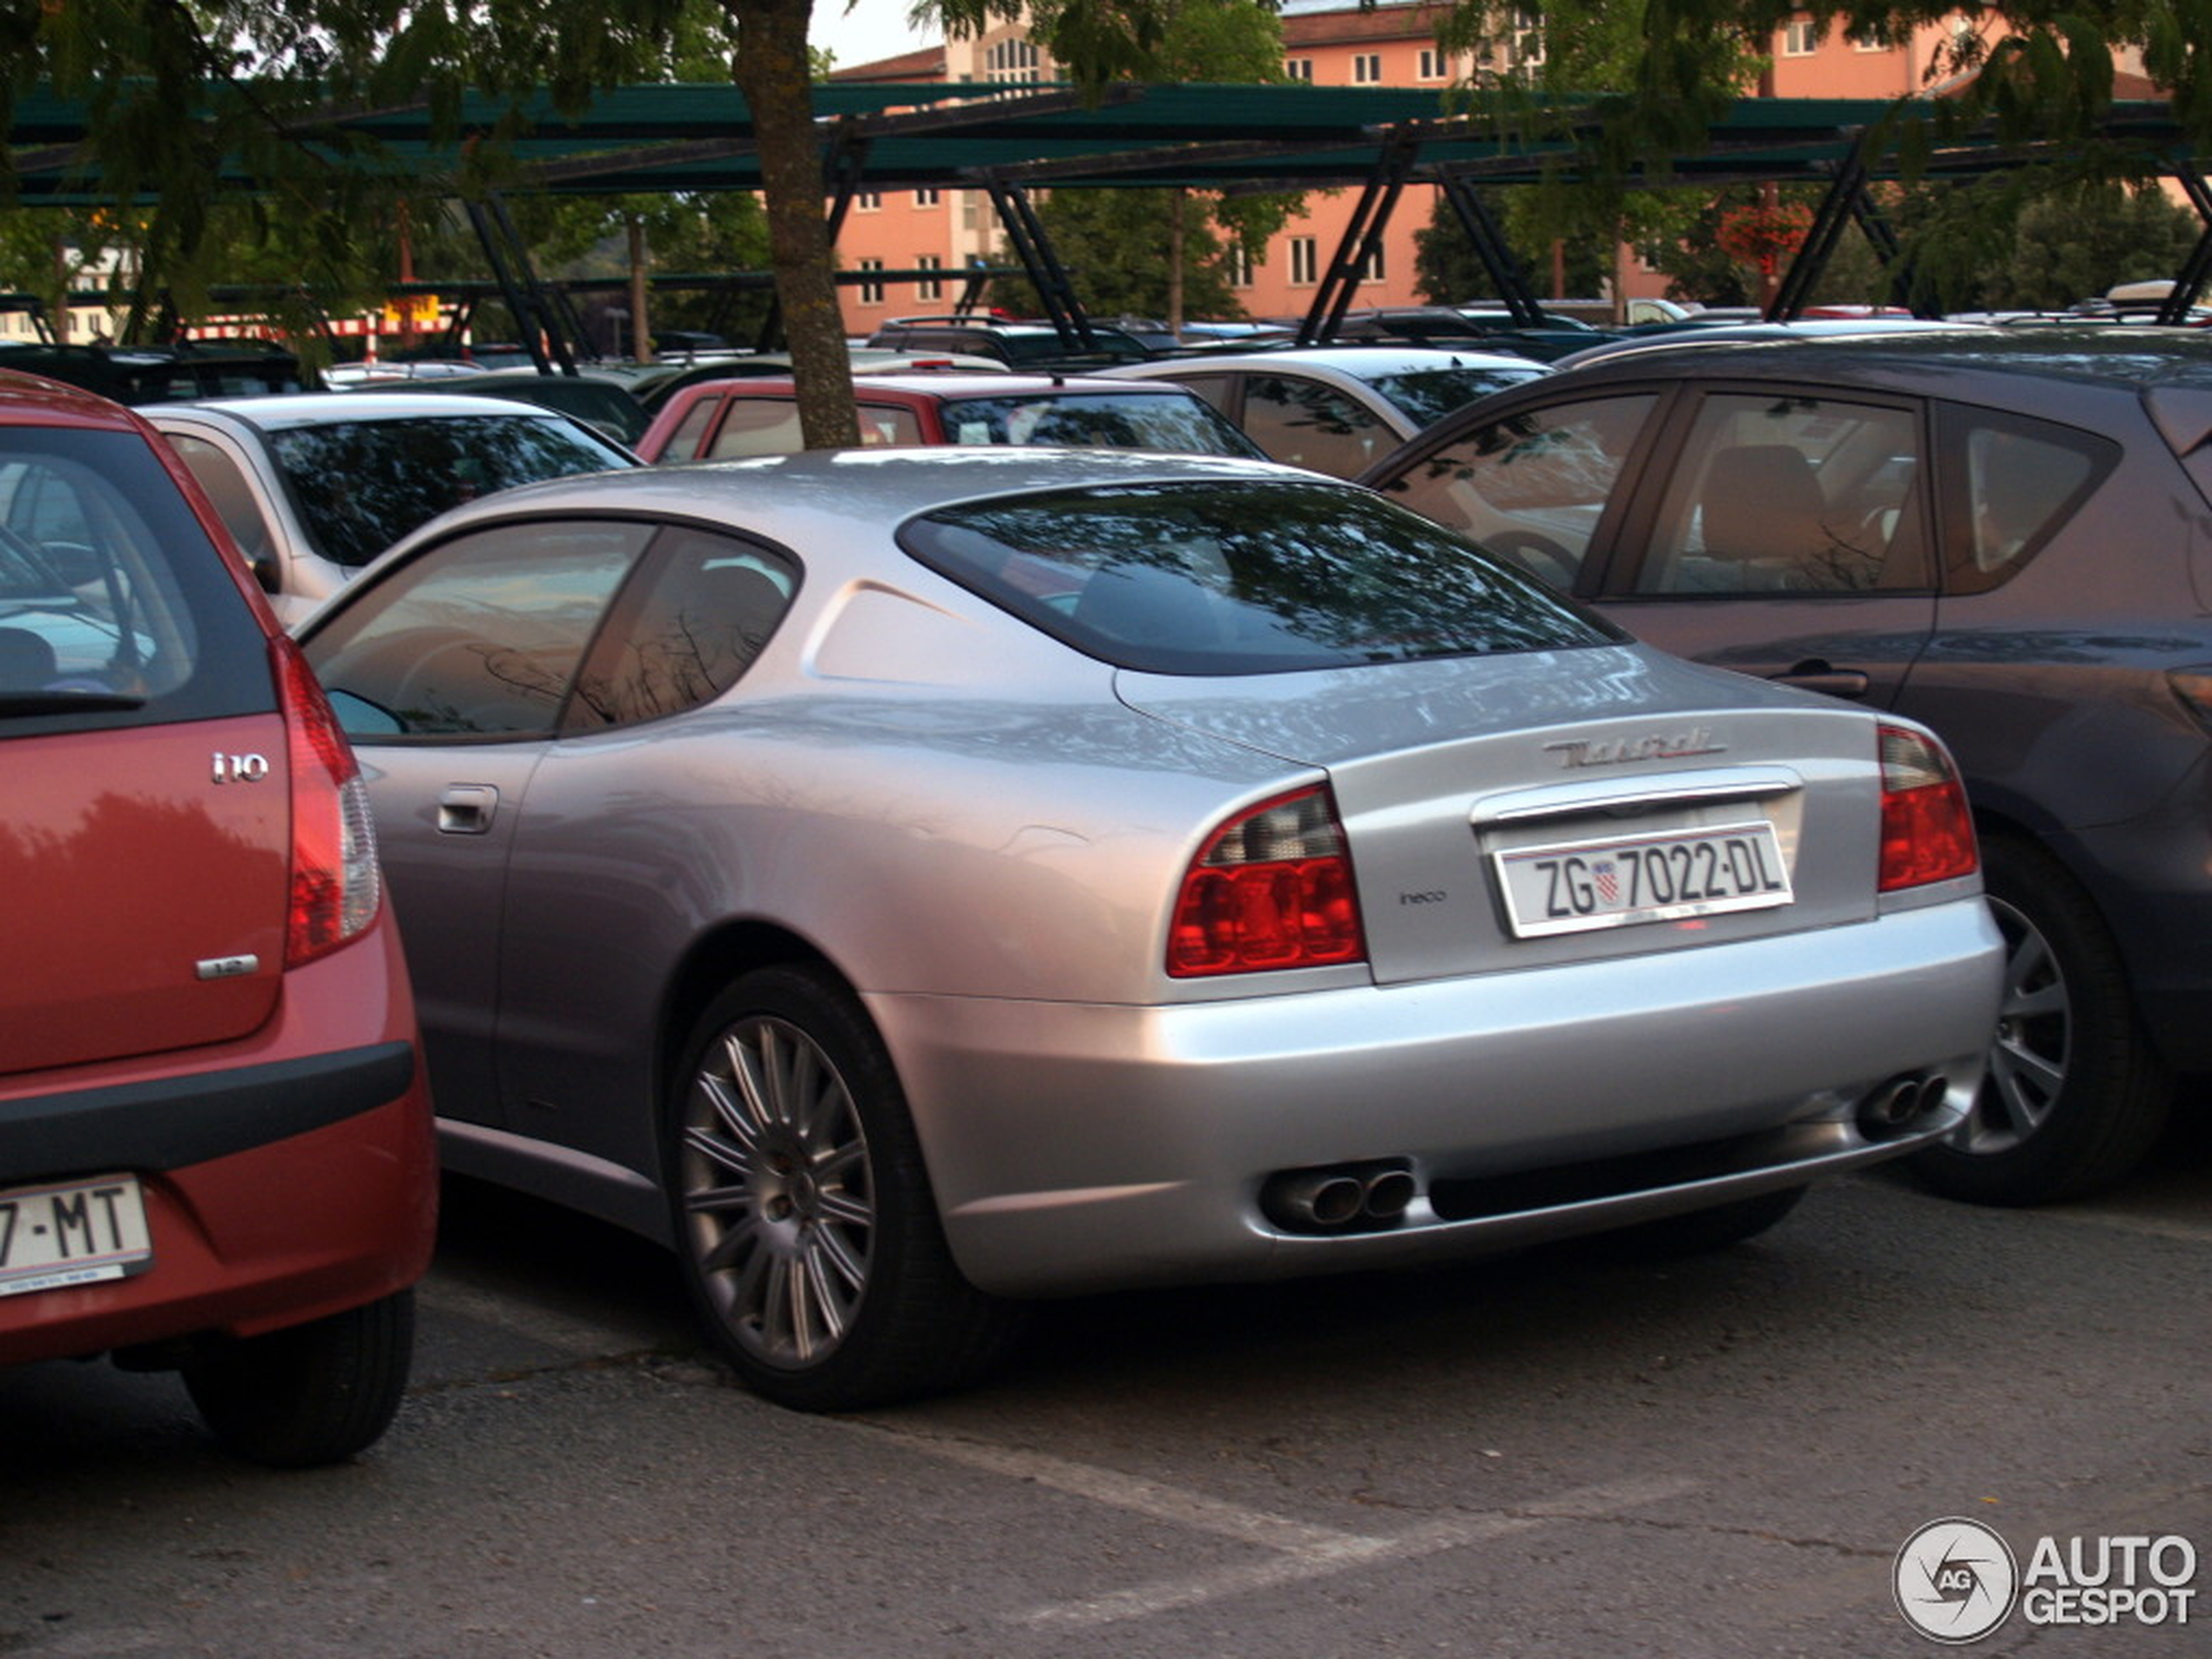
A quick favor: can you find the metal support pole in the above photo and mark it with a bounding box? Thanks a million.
[981,177,1096,347]
[1298,127,1420,346]
[1432,167,1543,326]
[2159,164,2212,325]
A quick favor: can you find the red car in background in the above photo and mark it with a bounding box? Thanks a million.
[634,372,1265,463]
[0,369,435,1466]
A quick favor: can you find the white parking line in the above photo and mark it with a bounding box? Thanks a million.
[846,1420,1693,1630]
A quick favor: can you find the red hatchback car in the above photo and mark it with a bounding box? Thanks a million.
[0,369,435,1466]
[634,371,1264,463]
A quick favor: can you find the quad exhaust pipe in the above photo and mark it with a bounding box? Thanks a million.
[1262,1161,1416,1234]
[1855,1072,1951,1140]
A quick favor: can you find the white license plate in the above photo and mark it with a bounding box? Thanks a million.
[1495,819,1793,938]
[0,1174,153,1298]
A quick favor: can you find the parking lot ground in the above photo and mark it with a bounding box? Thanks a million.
[3,1122,2207,1659]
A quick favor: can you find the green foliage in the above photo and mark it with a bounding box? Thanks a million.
[1027,188,1246,319]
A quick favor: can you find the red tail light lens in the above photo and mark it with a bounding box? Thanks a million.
[274,636,382,965]
[1170,786,1366,976]
[1878,724,1978,892]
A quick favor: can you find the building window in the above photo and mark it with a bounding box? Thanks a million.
[916,255,942,304]
[1285,57,1313,81]
[1289,236,1318,287]
[1851,25,1893,50]
[1361,243,1386,281]
[987,37,1042,83]
[855,189,883,212]
[1352,52,1382,84]
[1224,244,1253,288]
[1419,48,1449,81]
[914,187,941,208]
[859,259,885,306]
[1782,18,1817,55]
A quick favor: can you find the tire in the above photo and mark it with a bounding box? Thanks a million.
[1909,836,2172,1205]
[666,966,1024,1412]
[180,1289,415,1468]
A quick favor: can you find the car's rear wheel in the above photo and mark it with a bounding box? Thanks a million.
[1910,836,2171,1205]
[666,966,1023,1411]
[180,1289,415,1468]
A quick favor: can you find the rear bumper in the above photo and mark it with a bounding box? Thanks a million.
[0,932,436,1366]
[872,897,2002,1297]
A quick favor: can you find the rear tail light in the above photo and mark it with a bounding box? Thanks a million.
[273,636,382,965]
[1169,786,1366,976]
[1877,724,1978,891]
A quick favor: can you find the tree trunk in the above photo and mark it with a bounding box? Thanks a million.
[1167,190,1186,334]
[627,215,651,361]
[728,0,858,448]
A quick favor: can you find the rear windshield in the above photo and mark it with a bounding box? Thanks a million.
[1367,364,1549,427]
[902,479,1618,675]
[265,412,632,570]
[0,424,272,733]
[938,393,1261,456]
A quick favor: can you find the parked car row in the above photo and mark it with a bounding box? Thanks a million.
[7,319,2208,1452]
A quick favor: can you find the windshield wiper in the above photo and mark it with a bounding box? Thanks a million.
[0,690,147,716]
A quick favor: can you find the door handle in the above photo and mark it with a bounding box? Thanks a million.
[1773,660,1871,699]
[437,783,500,834]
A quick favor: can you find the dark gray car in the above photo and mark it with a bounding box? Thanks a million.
[1360,327,2212,1204]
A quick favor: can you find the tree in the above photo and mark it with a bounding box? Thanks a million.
[7,1,2210,442]
[1010,0,1292,328]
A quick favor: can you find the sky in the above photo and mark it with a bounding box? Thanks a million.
[810,0,941,71]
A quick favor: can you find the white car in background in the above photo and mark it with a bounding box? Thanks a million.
[1103,346,1548,477]
[144,394,637,622]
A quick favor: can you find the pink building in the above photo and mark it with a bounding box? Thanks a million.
[822,4,2042,333]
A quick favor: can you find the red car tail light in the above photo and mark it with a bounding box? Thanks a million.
[1170,786,1366,977]
[1878,725,1978,892]
[274,636,383,965]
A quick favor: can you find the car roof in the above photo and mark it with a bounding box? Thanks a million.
[0,367,145,429]
[141,390,584,427]
[675,372,1202,400]
[1122,346,1544,379]
[1548,317,1990,368]
[1533,325,2212,393]
[379,446,1325,556]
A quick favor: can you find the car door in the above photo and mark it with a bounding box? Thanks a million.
[1590,383,1940,707]
[300,518,658,1129]
[1367,387,1665,592]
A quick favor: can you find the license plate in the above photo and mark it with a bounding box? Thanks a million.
[0,1174,153,1298]
[1494,819,1792,938]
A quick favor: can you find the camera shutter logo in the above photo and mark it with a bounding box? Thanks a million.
[1896,1518,2020,1643]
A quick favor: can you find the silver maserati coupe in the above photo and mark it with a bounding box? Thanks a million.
[297,448,2002,1410]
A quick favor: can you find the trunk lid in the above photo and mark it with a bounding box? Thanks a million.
[1119,643,1891,985]
[4,713,290,1076]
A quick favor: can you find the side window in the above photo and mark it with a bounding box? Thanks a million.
[164,433,274,570]
[1633,393,1926,596]
[658,396,720,462]
[856,404,926,446]
[568,526,797,729]
[1376,394,1656,590]
[1238,375,1386,479]
[1939,408,2117,596]
[1164,374,1234,415]
[305,521,652,738]
[705,399,806,459]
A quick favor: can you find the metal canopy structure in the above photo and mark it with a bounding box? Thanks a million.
[10,78,2209,349]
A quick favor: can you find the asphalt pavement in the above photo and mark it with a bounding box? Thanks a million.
[3,1123,2207,1659]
